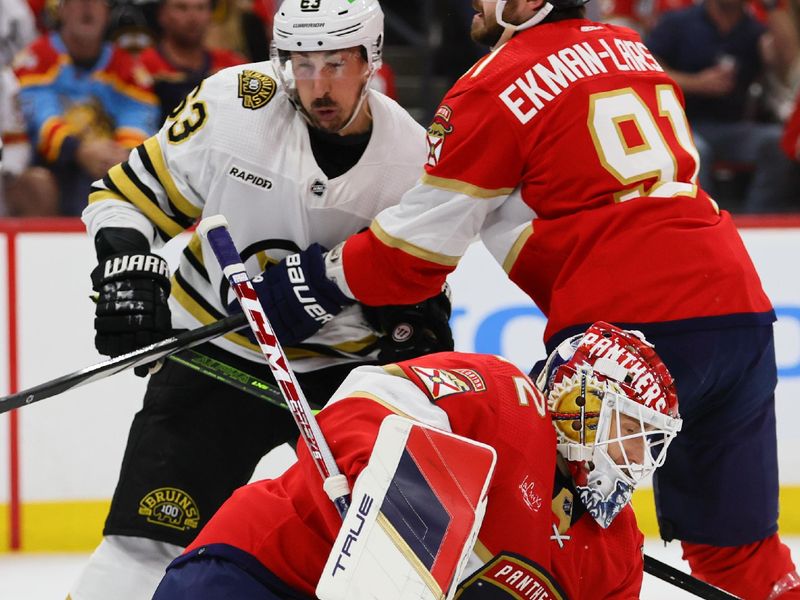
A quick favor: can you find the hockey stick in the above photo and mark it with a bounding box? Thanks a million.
[198,215,350,518]
[644,555,741,599]
[0,313,247,414]
[168,347,297,409]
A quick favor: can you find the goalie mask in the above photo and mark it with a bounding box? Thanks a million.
[271,0,383,132]
[536,322,682,529]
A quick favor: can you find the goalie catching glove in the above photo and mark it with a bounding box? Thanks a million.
[91,251,172,357]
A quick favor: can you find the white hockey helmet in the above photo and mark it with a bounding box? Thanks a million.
[536,321,682,528]
[270,0,383,131]
[272,0,383,70]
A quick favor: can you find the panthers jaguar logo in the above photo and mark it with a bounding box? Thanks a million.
[426,104,455,167]
[238,70,277,110]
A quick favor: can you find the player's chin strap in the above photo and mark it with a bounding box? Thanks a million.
[336,68,376,133]
[494,0,554,47]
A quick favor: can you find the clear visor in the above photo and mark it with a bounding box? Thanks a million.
[595,390,682,487]
[272,46,369,90]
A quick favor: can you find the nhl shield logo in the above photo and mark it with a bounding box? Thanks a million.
[238,70,277,110]
[310,179,327,197]
[426,104,455,167]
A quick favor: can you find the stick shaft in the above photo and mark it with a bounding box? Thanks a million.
[644,555,741,599]
[0,313,247,414]
[199,217,349,516]
[168,348,291,409]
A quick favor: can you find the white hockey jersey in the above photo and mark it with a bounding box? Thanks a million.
[82,61,427,372]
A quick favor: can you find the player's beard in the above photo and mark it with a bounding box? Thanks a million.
[308,94,348,133]
[470,5,505,46]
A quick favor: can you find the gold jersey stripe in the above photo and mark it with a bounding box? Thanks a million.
[143,136,202,220]
[369,221,460,267]
[93,70,158,105]
[381,364,409,379]
[172,275,374,359]
[39,116,72,163]
[376,512,446,600]
[421,172,514,199]
[107,163,184,238]
[345,391,415,420]
[88,189,128,205]
[186,233,205,266]
[17,58,66,87]
[502,223,534,274]
[171,275,261,350]
[472,538,493,563]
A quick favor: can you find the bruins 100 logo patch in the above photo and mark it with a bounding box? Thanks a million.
[238,70,277,110]
[138,487,200,531]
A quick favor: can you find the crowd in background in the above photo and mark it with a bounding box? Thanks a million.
[2,0,800,216]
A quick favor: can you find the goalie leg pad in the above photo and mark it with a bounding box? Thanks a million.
[317,415,497,600]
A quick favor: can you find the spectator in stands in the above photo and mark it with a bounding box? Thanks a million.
[206,0,273,61]
[0,68,49,217]
[1,0,47,216]
[139,0,245,123]
[1,0,38,64]
[107,0,161,55]
[12,0,158,217]
[775,92,800,211]
[646,0,796,212]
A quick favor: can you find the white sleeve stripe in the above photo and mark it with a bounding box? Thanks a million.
[376,182,505,259]
[328,366,453,432]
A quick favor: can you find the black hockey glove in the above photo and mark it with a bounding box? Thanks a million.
[230,243,355,347]
[91,252,172,357]
[363,286,454,364]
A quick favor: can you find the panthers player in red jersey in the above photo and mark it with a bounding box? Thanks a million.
[151,322,682,599]
[254,1,800,597]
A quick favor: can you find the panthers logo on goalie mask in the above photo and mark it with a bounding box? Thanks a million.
[537,321,682,528]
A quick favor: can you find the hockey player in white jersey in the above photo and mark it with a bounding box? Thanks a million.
[68,1,452,598]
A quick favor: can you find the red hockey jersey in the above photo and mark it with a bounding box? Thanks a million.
[187,352,644,599]
[341,19,772,343]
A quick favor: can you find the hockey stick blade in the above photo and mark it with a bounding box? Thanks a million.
[644,555,741,599]
[0,313,247,414]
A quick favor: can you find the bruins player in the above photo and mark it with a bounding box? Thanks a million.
[68,1,452,598]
